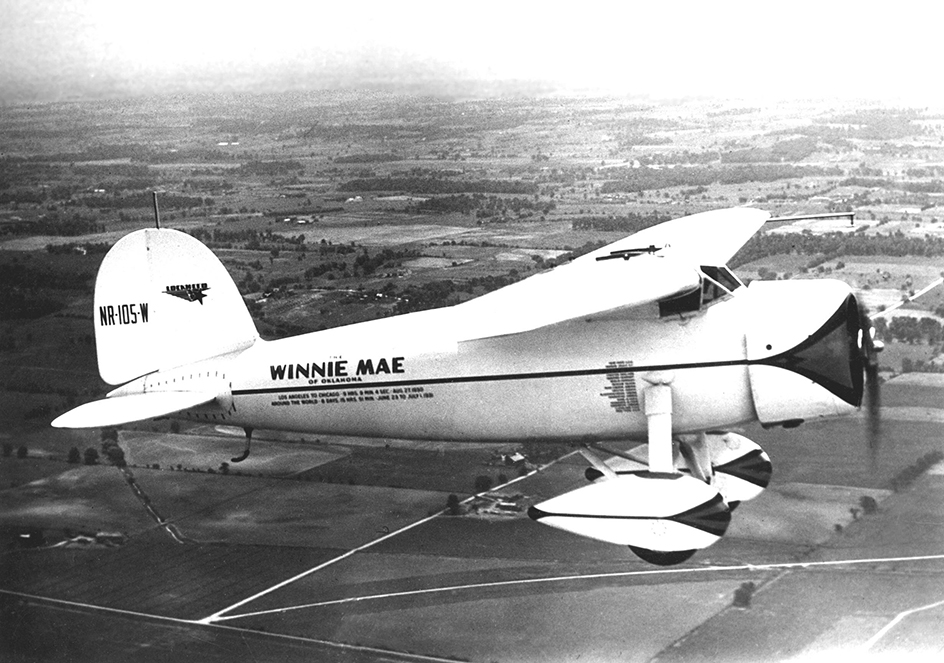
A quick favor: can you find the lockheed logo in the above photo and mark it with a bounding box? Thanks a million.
[164,282,210,304]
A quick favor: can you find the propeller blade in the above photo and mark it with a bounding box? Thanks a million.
[858,305,882,466]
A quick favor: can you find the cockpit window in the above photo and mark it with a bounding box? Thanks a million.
[658,287,702,317]
[701,266,743,292]
[700,265,742,306]
[659,266,742,318]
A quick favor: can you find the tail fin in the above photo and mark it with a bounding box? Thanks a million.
[94,228,258,385]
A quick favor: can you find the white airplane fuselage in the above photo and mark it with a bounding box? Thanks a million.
[165,277,857,442]
[228,308,751,441]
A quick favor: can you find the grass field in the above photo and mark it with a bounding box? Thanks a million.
[660,474,944,660]
[132,471,451,550]
[0,464,156,536]
[119,430,348,476]
[296,444,507,494]
[250,579,746,663]
[0,531,342,620]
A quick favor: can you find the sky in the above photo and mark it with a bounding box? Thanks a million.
[1,0,942,104]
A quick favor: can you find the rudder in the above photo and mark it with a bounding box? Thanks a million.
[94,228,258,385]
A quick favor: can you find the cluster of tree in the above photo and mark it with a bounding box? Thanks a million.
[818,108,923,141]
[182,178,235,194]
[237,160,305,177]
[315,239,357,256]
[733,582,756,608]
[393,280,464,314]
[413,194,478,215]
[839,176,944,194]
[0,261,94,292]
[478,195,553,220]
[889,450,944,492]
[304,261,348,280]
[542,240,607,268]
[635,150,718,166]
[0,189,47,205]
[0,260,94,318]
[707,107,759,118]
[188,227,307,252]
[731,230,944,268]
[900,357,944,374]
[599,164,840,194]
[339,176,538,196]
[65,445,106,466]
[721,136,819,163]
[617,133,672,149]
[334,153,403,164]
[45,241,111,255]
[1,215,106,238]
[58,143,145,162]
[0,288,65,320]
[99,428,126,467]
[571,210,673,233]
[263,206,343,218]
[390,270,525,315]
[43,184,80,201]
[141,147,233,164]
[88,177,155,192]
[873,316,943,345]
[307,123,432,141]
[79,192,206,210]
[906,167,944,178]
[411,193,553,219]
[352,247,419,276]
[73,163,150,179]
[0,158,64,188]
[2,443,28,459]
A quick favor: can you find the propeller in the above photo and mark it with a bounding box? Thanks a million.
[857,305,883,464]
[856,276,942,468]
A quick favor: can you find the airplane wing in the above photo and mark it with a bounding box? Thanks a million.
[580,207,769,265]
[455,207,768,340]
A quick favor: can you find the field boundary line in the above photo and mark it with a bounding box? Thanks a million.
[0,588,200,626]
[214,552,944,622]
[201,450,580,624]
[862,596,944,651]
[0,588,461,663]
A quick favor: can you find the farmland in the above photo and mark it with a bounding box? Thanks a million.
[2,93,944,661]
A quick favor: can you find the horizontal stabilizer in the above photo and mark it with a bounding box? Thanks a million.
[51,391,217,429]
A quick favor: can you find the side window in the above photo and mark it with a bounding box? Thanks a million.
[700,265,743,306]
[659,267,742,318]
[659,287,702,317]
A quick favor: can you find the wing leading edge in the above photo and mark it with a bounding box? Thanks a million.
[453,207,768,340]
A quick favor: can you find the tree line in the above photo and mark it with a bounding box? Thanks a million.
[410,193,553,219]
[731,230,944,267]
[599,164,841,194]
[339,176,539,196]
[873,316,943,345]
[571,211,673,232]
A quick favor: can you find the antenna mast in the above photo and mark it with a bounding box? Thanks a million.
[152,192,162,229]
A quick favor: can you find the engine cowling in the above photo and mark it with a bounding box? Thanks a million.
[528,473,729,565]
[743,280,863,427]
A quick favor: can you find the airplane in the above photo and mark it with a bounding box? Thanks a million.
[52,206,884,566]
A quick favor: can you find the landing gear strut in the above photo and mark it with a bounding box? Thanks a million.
[231,426,253,463]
